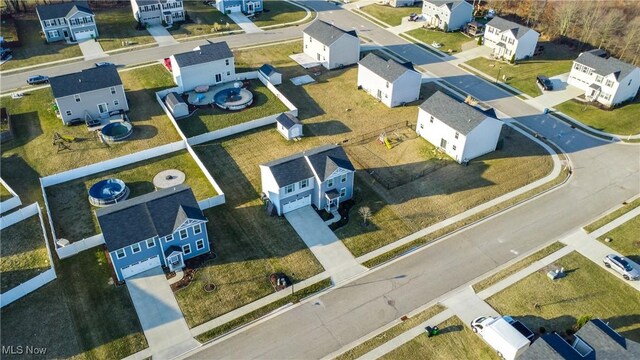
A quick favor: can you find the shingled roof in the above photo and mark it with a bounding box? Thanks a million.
[426,0,467,10]
[96,185,206,251]
[359,53,416,83]
[173,42,233,67]
[36,1,93,21]
[303,20,358,46]
[49,65,122,99]
[276,113,301,130]
[574,50,637,80]
[486,16,534,39]
[419,91,491,135]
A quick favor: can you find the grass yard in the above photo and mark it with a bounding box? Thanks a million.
[381,316,499,360]
[360,4,421,26]
[178,80,290,137]
[0,182,12,202]
[0,215,49,293]
[46,150,216,242]
[405,28,475,53]
[0,15,82,71]
[464,42,579,97]
[487,251,640,342]
[584,198,640,233]
[95,7,156,51]
[252,1,309,28]
[170,1,240,39]
[555,99,640,135]
[0,16,19,43]
[597,215,640,263]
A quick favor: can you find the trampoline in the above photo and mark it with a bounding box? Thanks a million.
[214,86,253,111]
[101,122,133,142]
[88,178,129,207]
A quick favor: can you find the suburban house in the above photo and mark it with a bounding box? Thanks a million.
[96,185,210,282]
[389,0,415,7]
[416,91,503,164]
[164,92,189,118]
[521,319,640,360]
[276,113,303,140]
[567,49,640,107]
[484,16,539,60]
[303,20,360,70]
[260,144,355,216]
[170,41,236,93]
[49,65,129,125]
[130,0,185,26]
[36,1,98,43]
[259,64,282,85]
[422,0,473,31]
[216,0,263,14]
[357,53,422,108]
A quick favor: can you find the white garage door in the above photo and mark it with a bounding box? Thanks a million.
[282,195,311,214]
[121,256,161,279]
[74,29,95,41]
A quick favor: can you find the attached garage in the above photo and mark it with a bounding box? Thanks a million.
[121,256,161,279]
[74,29,95,41]
[282,195,311,214]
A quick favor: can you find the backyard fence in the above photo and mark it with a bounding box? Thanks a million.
[341,121,414,146]
[0,203,56,308]
[0,177,21,214]
[187,112,294,146]
[55,234,105,259]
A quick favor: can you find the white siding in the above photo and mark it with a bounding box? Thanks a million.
[568,62,640,107]
[514,29,539,60]
[304,33,360,70]
[612,69,640,105]
[461,117,503,162]
[357,65,392,105]
[446,1,473,31]
[171,56,236,92]
[389,70,422,107]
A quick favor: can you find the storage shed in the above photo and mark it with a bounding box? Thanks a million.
[276,113,303,140]
[165,92,189,118]
[259,64,282,85]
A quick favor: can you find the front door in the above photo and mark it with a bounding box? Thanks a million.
[167,252,184,272]
[165,14,172,24]
[215,73,222,83]
[63,29,69,38]
[247,3,254,12]
[317,53,321,61]
[97,103,108,116]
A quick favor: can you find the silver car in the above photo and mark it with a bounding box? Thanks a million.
[603,254,640,280]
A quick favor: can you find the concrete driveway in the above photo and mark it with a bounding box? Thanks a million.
[228,13,263,33]
[146,24,178,46]
[285,206,365,284]
[127,267,199,358]
[525,73,585,110]
[78,39,107,61]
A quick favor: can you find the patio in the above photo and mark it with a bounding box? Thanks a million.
[289,52,321,69]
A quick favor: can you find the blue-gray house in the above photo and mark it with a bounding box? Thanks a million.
[96,185,210,282]
[260,144,355,216]
[36,1,98,43]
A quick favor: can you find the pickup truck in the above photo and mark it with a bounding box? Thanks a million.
[471,316,533,360]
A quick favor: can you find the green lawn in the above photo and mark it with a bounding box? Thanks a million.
[405,28,475,53]
[598,215,640,263]
[252,1,309,28]
[360,4,421,26]
[0,15,82,71]
[46,150,217,242]
[555,99,640,135]
[465,42,579,97]
[95,7,156,51]
[584,198,640,233]
[0,215,49,293]
[0,15,19,44]
[487,252,640,342]
[381,316,499,360]
[0,182,12,202]
[177,80,289,137]
[170,1,240,39]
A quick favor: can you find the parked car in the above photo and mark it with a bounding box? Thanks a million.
[95,61,114,67]
[11,92,24,99]
[536,75,553,91]
[408,13,420,22]
[603,254,640,280]
[27,75,49,85]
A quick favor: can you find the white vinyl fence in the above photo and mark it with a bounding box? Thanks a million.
[0,203,56,308]
[0,177,21,214]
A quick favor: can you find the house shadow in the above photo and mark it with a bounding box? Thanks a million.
[438,73,513,102]
[125,180,156,198]
[0,154,41,205]
[306,119,351,137]
[1,111,42,150]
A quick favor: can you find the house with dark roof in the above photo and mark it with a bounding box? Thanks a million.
[170,41,236,92]
[521,319,640,360]
[303,20,360,70]
[259,64,282,85]
[260,145,355,215]
[130,0,184,26]
[416,91,503,163]
[357,53,422,108]
[484,16,539,60]
[216,0,263,14]
[49,65,128,125]
[36,1,97,43]
[96,185,210,282]
[276,112,303,140]
[422,0,473,31]
[567,50,639,107]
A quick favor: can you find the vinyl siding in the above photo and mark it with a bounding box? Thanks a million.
[55,85,129,124]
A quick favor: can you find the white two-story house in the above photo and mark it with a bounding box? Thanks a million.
[130,0,184,25]
[36,1,98,43]
[170,41,236,93]
[484,16,539,60]
[567,50,640,108]
[422,0,473,31]
[303,20,360,70]
[357,53,422,108]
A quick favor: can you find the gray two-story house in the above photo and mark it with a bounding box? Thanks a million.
[130,0,185,25]
[260,144,355,216]
[36,1,98,43]
[96,185,210,282]
[49,65,129,125]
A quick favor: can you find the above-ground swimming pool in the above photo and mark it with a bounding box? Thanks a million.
[101,122,133,142]
[88,178,130,207]
[214,87,253,111]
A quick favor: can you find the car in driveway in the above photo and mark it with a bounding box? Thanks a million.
[536,75,553,91]
[603,254,639,280]
[27,75,49,85]
[95,61,114,67]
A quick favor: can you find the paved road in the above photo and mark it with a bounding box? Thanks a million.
[184,2,639,359]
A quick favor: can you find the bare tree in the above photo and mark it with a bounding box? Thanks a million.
[597,9,625,51]
[525,0,547,28]
[358,206,372,226]
[576,1,604,50]
[618,17,640,64]
[3,0,20,13]
[553,1,581,40]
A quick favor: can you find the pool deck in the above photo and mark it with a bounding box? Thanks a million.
[86,113,127,132]
[185,81,243,106]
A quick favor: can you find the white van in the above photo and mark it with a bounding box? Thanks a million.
[471,316,532,360]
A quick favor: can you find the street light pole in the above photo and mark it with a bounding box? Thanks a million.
[291,272,295,296]
[496,66,502,84]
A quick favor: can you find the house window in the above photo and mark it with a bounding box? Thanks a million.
[454,132,459,139]
[309,37,312,42]
[605,79,614,87]
[74,95,81,102]
[440,138,447,148]
[65,110,72,116]
[131,243,141,254]
[596,75,603,83]
[327,178,334,187]
[629,79,633,86]
[225,59,230,66]
[430,115,434,123]
[179,229,188,239]
[110,87,116,94]
[452,145,457,150]
[165,234,174,242]
[115,249,126,259]
[386,82,389,88]
[227,71,230,76]
[299,179,309,189]
[508,39,514,45]
[146,238,156,248]
[284,184,295,194]
[196,239,205,250]
[341,174,347,183]
[182,244,191,255]
[114,100,119,106]
[215,74,222,83]
[194,224,202,235]
[340,187,346,197]
[574,63,581,70]
[420,123,424,129]
[48,30,59,38]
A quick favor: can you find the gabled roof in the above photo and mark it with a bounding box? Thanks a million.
[419,91,492,135]
[259,64,278,76]
[425,0,468,11]
[49,65,122,99]
[486,16,534,39]
[303,20,358,46]
[276,113,301,130]
[574,50,637,80]
[96,185,206,251]
[261,145,354,187]
[172,41,233,67]
[521,333,591,360]
[36,1,93,21]
[165,92,186,109]
[358,53,416,83]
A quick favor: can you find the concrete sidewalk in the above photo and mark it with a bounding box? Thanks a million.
[78,39,107,61]
[146,24,178,46]
[228,13,263,33]
[442,287,499,324]
[590,206,640,238]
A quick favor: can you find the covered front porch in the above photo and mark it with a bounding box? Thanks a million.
[165,246,185,273]
[324,189,340,213]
